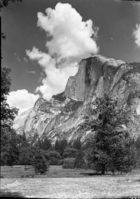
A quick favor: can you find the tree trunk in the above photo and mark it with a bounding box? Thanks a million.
[101,165,105,175]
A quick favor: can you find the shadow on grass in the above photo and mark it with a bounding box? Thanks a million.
[93,198,134,199]
[0,189,24,198]
[81,172,106,176]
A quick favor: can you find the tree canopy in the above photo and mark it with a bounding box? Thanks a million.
[84,95,137,174]
[1,67,18,129]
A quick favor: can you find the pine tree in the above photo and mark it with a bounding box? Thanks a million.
[84,94,137,174]
[73,138,82,150]
[32,149,49,174]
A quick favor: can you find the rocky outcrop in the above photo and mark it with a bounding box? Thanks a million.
[13,55,140,142]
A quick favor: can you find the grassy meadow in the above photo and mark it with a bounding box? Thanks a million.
[0,165,140,198]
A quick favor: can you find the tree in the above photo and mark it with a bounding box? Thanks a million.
[84,94,137,174]
[1,0,22,41]
[72,138,82,150]
[1,67,19,166]
[74,150,85,168]
[47,150,61,165]
[134,135,140,168]
[40,137,52,151]
[1,67,18,128]
[54,138,68,156]
[0,0,22,10]
[19,147,33,166]
[32,149,49,174]
[0,127,19,166]
[63,148,78,158]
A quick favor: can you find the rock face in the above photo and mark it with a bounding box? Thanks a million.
[13,55,140,142]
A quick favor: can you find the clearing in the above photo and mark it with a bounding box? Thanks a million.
[0,165,140,198]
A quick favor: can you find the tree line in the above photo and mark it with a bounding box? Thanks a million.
[1,0,140,175]
[1,66,140,175]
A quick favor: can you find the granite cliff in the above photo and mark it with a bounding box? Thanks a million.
[13,55,140,142]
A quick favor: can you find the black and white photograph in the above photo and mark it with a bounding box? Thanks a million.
[1,0,140,198]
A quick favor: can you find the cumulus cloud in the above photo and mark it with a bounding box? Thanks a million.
[37,3,98,60]
[132,3,140,48]
[7,89,39,114]
[27,47,78,99]
[26,3,99,100]
[133,24,140,48]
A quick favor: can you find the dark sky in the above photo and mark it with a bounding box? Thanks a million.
[1,0,140,113]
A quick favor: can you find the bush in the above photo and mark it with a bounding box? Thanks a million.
[74,150,85,169]
[47,150,61,165]
[32,149,49,174]
[63,148,78,158]
[50,158,59,165]
[47,150,61,159]
[62,158,75,169]
[58,159,64,165]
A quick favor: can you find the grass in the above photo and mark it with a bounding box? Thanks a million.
[0,165,98,178]
[0,165,140,198]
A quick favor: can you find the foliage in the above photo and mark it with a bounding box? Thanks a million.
[134,135,140,168]
[72,138,82,150]
[84,94,137,174]
[0,0,22,10]
[46,150,61,165]
[1,67,18,128]
[32,149,49,174]
[54,138,68,155]
[0,67,20,166]
[74,150,86,168]
[62,158,75,169]
[63,147,78,158]
[40,137,52,150]
[19,147,33,166]
[0,127,19,166]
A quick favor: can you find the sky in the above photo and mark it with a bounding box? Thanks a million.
[2,0,140,114]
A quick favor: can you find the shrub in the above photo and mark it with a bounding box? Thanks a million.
[74,151,86,169]
[47,150,61,159]
[32,149,49,174]
[58,159,64,165]
[63,148,78,158]
[47,150,61,165]
[62,158,75,169]
[50,158,59,165]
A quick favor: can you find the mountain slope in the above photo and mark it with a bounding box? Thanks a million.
[13,55,140,142]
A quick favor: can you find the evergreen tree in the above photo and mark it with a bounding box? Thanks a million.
[32,149,49,174]
[63,148,78,158]
[54,139,60,152]
[1,128,19,166]
[84,94,137,174]
[74,150,85,168]
[54,138,68,155]
[73,138,82,150]
[41,137,52,150]
[1,67,18,129]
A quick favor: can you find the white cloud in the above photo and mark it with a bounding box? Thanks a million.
[133,3,140,48]
[26,3,99,100]
[7,89,39,114]
[37,2,99,60]
[133,24,140,48]
[27,47,78,100]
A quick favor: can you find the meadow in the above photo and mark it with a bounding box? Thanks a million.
[0,165,140,198]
